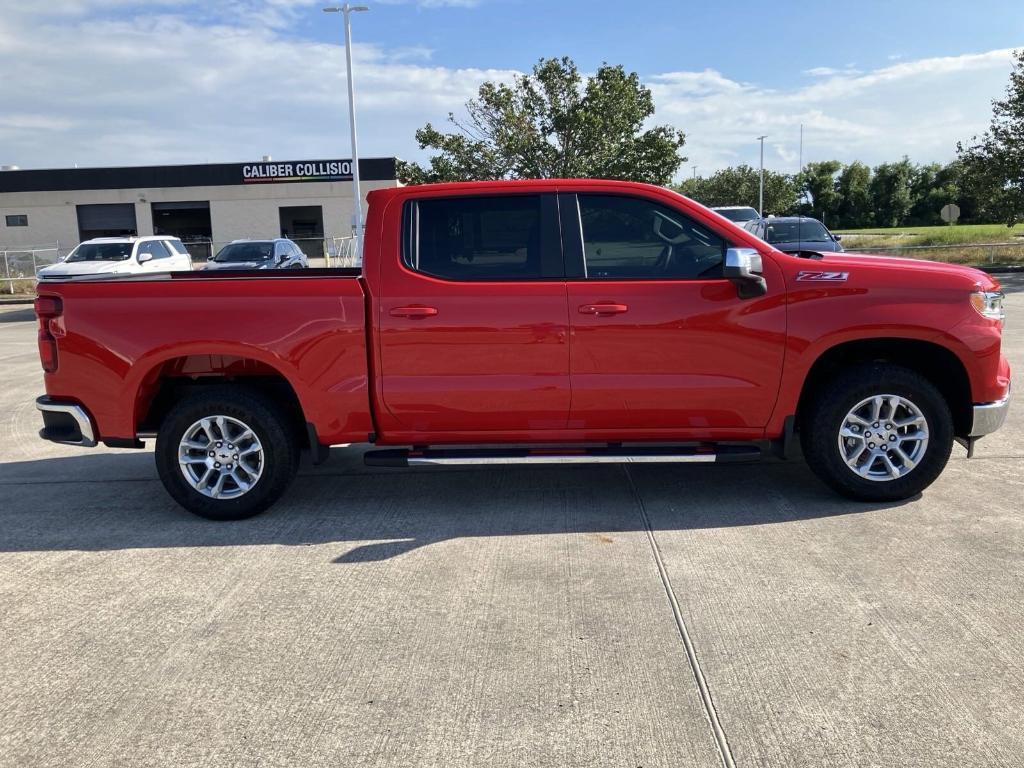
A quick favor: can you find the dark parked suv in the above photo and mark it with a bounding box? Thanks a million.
[744,216,844,254]
[204,239,309,271]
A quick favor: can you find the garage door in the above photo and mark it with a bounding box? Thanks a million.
[76,203,137,239]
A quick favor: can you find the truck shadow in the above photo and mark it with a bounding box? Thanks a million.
[0,447,913,560]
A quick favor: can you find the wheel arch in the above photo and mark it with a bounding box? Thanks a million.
[132,352,312,448]
[795,337,973,437]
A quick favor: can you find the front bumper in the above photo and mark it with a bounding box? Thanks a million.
[36,396,96,447]
[969,384,1011,438]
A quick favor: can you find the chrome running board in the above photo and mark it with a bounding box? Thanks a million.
[364,444,762,468]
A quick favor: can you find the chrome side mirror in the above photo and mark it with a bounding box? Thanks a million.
[724,247,767,299]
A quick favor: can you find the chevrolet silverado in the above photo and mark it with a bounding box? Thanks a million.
[33,180,1011,519]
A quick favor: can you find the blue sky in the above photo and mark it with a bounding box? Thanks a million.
[0,0,1021,177]
[298,0,1023,78]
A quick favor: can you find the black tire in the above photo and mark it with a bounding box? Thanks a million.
[800,364,953,501]
[155,387,300,520]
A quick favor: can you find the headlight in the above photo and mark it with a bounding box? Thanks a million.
[970,291,1005,321]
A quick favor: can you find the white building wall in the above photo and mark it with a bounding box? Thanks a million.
[0,178,396,253]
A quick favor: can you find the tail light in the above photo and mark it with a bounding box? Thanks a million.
[34,295,63,373]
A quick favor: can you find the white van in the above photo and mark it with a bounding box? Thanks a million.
[37,236,194,279]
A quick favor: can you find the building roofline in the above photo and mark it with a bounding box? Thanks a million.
[0,157,398,194]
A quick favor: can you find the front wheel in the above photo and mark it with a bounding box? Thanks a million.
[155,388,300,520]
[800,364,953,501]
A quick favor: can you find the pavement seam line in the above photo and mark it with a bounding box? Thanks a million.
[623,464,737,768]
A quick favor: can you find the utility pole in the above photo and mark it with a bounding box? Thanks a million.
[323,4,369,259]
[756,135,767,216]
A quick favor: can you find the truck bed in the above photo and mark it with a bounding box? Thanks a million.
[37,271,373,446]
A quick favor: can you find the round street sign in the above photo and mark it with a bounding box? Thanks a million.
[940,203,961,223]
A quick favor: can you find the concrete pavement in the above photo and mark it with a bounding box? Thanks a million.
[0,277,1022,766]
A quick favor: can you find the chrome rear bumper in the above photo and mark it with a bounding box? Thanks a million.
[969,385,1011,438]
[36,397,97,447]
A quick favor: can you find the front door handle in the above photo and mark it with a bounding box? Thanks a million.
[578,303,629,315]
[390,306,439,319]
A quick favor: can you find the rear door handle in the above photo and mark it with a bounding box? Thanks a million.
[578,303,629,315]
[390,306,439,319]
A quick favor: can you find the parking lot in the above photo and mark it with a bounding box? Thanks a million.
[1,276,1022,768]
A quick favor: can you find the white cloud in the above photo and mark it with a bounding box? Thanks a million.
[651,48,1017,177]
[375,0,482,7]
[803,66,862,77]
[0,4,1015,181]
[0,4,515,168]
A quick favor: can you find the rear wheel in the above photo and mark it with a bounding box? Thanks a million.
[800,364,953,501]
[155,388,299,520]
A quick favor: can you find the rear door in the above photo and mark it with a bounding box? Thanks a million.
[166,238,194,270]
[375,192,570,435]
[563,191,787,433]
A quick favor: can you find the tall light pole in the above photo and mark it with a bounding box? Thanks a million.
[756,135,767,216]
[323,4,369,259]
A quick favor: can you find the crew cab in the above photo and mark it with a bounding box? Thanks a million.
[33,180,1011,520]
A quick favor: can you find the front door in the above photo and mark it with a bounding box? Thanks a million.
[564,192,787,434]
[136,240,176,273]
[376,192,570,436]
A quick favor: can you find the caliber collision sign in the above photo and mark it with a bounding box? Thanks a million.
[242,160,353,183]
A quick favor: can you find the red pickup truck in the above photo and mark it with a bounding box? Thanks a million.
[33,179,1011,519]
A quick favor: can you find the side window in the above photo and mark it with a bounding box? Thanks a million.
[138,241,172,260]
[403,195,550,281]
[578,194,725,280]
[168,239,190,255]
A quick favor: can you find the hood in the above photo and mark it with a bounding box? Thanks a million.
[202,261,271,271]
[37,261,133,277]
[790,250,1000,290]
[773,240,842,254]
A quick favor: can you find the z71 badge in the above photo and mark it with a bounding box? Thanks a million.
[796,270,849,282]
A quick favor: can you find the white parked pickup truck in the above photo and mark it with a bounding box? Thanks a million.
[37,236,194,279]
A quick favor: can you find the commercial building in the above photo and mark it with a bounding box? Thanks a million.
[0,157,399,260]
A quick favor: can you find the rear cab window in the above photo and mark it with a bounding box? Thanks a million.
[402,194,562,280]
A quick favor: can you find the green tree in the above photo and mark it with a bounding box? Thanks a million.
[796,160,843,225]
[676,165,799,214]
[398,57,686,185]
[834,161,873,228]
[869,158,915,227]
[907,162,960,225]
[957,49,1024,227]
[946,159,984,223]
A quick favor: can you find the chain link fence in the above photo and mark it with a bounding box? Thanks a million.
[2,245,62,294]
[6,236,1018,297]
[843,241,1024,266]
[1,236,361,296]
[180,236,359,268]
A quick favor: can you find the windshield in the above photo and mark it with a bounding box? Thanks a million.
[65,242,133,262]
[764,220,832,243]
[213,242,274,263]
[715,208,759,223]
